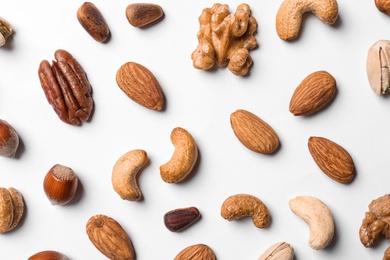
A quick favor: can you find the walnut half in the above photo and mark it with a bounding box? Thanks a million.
[191,3,258,76]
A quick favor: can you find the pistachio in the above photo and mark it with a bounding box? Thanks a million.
[0,17,12,47]
[257,242,294,260]
[366,40,390,95]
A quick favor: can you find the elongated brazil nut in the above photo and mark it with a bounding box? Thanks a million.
[116,62,164,110]
[77,2,110,42]
[221,193,270,228]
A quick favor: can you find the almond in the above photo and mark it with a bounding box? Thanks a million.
[289,70,336,116]
[116,62,164,110]
[86,214,135,260]
[230,109,279,154]
[174,244,216,260]
[308,136,355,184]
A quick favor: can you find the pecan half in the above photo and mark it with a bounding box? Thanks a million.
[38,49,93,125]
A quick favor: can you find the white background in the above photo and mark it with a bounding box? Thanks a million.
[1,0,390,259]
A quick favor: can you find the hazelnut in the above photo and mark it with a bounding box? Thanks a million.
[28,250,70,260]
[0,119,19,158]
[43,164,78,205]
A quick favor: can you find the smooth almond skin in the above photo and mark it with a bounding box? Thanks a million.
[289,71,336,116]
[126,3,164,27]
[230,109,279,154]
[77,2,110,42]
[116,62,164,110]
[174,244,216,260]
[308,136,355,184]
[28,250,70,260]
[289,195,335,250]
[86,214,135,260]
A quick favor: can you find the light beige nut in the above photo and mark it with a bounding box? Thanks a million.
[276,0,338,41]
[86,214,135,260]
[116,62,164,111]
[0,17,12,47]
[112,149,148,201]
[366,40,390,95]
[308,136,355,184]
[174,244,216,260]
[160,127,198,183]
[221,193,271,228]
[126,3,164,27]
[359,194,390,247]
[289,71,336,116]
[230,109,279,154]
[375,0,390,15]
[77,2,110,43]
[257,242,294,260]
[191,3,258,76]
[289,195,334,250]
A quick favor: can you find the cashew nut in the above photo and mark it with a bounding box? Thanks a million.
[220,194,270,228]
[289,195,334,250]
[112,149,148,201]
[275,0,339,41]
[159,127,198,183]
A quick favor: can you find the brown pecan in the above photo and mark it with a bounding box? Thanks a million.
[38,49,93,125]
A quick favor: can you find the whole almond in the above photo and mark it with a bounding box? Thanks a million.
[289,71,336,116]
[230,109,279,154]
[86,214,135,260]
[164,207,200,232]
[116,62,164,110]
[174,244,216,260]
[308,136,355,184]
[77,2,110,43]
[126,3,164,27]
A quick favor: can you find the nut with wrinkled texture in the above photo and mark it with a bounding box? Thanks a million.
[191,3,258,76]
[0,187,25,234]
[86,214,135,260]
[359,194,390,247]
[0,17,12,47]
[116,62,164,110]
[289,195,334,250]
[289,71,336,116]
[77,2,110,42]
[230,109,279,154]
[257,242,294,260]
[160,127,198,183]
[276,0,338,40]
[174,244,216,260]
[112,149,148,201]
[38,49,93,125]
[126,3,164,27]
[384,246,390,260]
[366,40,390,95]
[375,0,390,15]
[221,193,270,228]
[308,136,355,184]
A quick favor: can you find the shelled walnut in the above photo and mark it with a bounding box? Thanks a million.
[191,3,258,76]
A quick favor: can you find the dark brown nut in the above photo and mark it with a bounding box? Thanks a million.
[77,2,110,43]
[126,3,164,27]
[28,250,70,260]
[164,207,200,232]
[38,49,93,125]
[360,194,390,247]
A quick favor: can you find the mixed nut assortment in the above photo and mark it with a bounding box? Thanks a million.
[1,0,390,259]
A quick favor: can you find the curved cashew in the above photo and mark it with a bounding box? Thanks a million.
[220,194,270,228]
[275,0,339,41]
[159,127,198,183]
[112,149,148,201]
[289,195,334,250]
